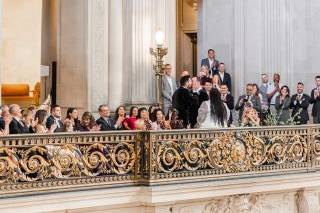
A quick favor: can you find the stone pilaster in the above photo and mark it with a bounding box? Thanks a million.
[123,0,176,106]
[108,0,123,110]
[87,0,108,112]
[57,0,109,112]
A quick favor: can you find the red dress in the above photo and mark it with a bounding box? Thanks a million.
[124,117,137,130]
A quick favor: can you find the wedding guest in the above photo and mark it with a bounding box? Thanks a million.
[268,74,282,114]
[197,88,230,128]
[310,75,320,124]
[135,107,153,130]
[34,110,57,133]
[220,83,234,126]
[114,105,127,130]
[96,105,124,131]
[212,74,221,91]
[275,86,291,124]
[46,105,64,133]
[152,109,171,130]
[65,107,81,131]
[148,104,160,122]
[77,112,100,132]
[235,84,262,124]
[241,102,260,127]
[214,63,232,93]
[9,104,31,134]
[124,106,139,130]
[290,82,310,125]
[259,74,272,113]
[199,65,209,78]
[162,64,177,115]
[172,75,193,128]
[201,49,219,76]
[0,110,12,135]
[166,108,184,129]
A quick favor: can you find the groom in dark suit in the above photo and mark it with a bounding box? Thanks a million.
[200,49,219,76]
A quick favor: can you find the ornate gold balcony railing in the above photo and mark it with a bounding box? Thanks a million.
[0,125,320,196]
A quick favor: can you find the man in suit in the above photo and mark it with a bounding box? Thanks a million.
[9,104,31,134]
[96,105,124,131]
[172,75,193,128]
[46,104,64,132]
[201,49,219,77]
[290,82,310,125]
[220,83,234,126]
[235,84,262,124]
[213,63,232,93]
[162,64,177,115]
[310,75,320,124]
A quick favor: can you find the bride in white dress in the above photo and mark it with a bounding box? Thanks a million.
[197,88,230,128]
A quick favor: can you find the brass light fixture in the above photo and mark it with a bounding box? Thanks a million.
[150,30,168,105]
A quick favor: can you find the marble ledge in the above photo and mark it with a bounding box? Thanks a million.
[1,171,320,212]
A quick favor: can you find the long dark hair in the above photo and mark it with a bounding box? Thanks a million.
[114,105,126,121]
[280,85,290,97]
[35,110,48,125]
[209,88,227,126]
[129,106,138,117]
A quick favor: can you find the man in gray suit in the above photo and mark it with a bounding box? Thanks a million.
[162,64,177,115]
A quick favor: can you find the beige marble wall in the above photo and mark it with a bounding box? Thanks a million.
[1,0,42,87]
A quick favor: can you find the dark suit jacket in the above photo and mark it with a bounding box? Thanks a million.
[222,94,234,126]
[96,117,116,131]
[290,94,310,124]
[9,118,30,134]
[235,95,262,122]
[0,118,4,130]
[198,88,209,106]
[213,71,232,93]
[46,115,65,132]
[310,88,320,117]
[172,87,194,128]
[201,58,219,76]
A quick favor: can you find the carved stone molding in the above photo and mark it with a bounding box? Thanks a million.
[296,190,320,213]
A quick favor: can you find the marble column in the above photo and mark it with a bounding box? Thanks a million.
[123,0,176,106]
[108,0,123,110]
[198,0,320,98]
[87,0,109,112]
[57,0,108,112]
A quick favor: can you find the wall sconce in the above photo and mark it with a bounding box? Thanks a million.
[150,30,168,105]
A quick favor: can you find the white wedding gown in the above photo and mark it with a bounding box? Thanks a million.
[197,100,230,129]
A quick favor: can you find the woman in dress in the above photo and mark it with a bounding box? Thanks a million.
[34,110,57,133]
[135,107,154,130]
[114,105,126,130]
[76,112,100,132]
[152,108,171,130]
[65,107,81,131]
[123,106,139,130]
[275,85,291,124]
[197,88,230,128]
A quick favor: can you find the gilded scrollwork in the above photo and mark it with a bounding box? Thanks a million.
[0,126,319,194]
